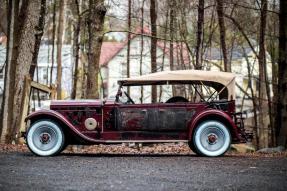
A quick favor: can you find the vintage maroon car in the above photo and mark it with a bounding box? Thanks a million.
[25,70,249,157]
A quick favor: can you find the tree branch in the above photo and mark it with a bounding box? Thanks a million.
[223,13,259,59]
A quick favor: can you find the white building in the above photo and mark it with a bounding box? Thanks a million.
[100,27,190,103]
[205,46,273,112]
[0,44,73,99]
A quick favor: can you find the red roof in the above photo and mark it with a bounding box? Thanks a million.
[100,42,125,66]
[100,26,190,68]
[100,26,150,67]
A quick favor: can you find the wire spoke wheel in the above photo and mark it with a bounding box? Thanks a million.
[194,120,231,157]
[27,120,65,156]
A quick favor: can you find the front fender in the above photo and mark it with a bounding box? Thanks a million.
[188,109,244,142]
[25,110,102,143]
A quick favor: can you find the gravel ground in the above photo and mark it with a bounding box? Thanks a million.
[0,151,287,191]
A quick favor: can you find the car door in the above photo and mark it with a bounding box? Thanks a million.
[157,103,197,131]
[157,104,187,131]
[115,104,158,131]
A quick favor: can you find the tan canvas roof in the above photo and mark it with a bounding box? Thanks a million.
[118,70,236,100]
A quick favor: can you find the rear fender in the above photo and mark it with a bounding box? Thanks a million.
[188,109,244,142]
[25,110,101,143]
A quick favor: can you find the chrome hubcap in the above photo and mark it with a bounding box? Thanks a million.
[40,133,51,144]
[207,134,217,145]
[200,126,225,152]
[32,125,58,151]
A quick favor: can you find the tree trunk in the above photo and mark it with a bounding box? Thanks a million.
[71,0,81,99]
[86,0,106,99]
[179,0,191,69]
[0,0,19,143]
[29,0,46,78]
[56,0,65,100]
[277,0,287,148]
[216,0,230,72]
[258,0,268,149]
[139,0,145,104]
[150,0,157,103]
[270,0,278,147]
[196,0,204,70]
[81,51,87,99]
[127,0,131,96]
[0,3,8,35]
[49,0,56,85]
[169,0,176,96]
[195,0,204,102]
[0,0,42,143]
[242,46,259,148]
[169,0,174,71]
[169,0,174,70]
[159,8,169,102]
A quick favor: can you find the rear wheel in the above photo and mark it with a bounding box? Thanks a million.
[27,120,65,156]
[193,120,231,157]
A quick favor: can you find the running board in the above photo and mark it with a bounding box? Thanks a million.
[104,140,188,143]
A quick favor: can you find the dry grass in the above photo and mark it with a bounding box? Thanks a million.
[1,143,286,157]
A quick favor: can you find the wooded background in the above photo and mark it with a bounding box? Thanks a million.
[0,0,286,150]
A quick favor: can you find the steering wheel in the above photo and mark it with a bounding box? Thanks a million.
[124,91,135,104]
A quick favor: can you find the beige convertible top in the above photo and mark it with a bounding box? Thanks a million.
[118,70,236,100]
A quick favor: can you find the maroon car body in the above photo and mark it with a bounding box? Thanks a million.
[25,70,249,157]
[26,99,245,143]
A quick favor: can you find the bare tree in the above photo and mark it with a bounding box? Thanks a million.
[268,0,279,147]
[169,0,175,71]
[258,0,268,149]
[30,0,46,108]
[0,0,18,143]
[49,0,56,85]
[0,0,42,143]
[150,0,157,103]
[71,0,81,99]
[195,0,204,102]
[127,0,131,96]
[86,0,106,99]
[139,0,145,104]
[29,0,46,78]
[196,0,204,70]
[0,3,7,35]
[56,0,65,100]
[169,0,176,96]
[277,0,287,148]
[216,0,230,72]
[159,8,169,102]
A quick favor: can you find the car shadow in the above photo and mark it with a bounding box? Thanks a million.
[58,152,208,158]
[59,153,199,158]
[20,151,238,158]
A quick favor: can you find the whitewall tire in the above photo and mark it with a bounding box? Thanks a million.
[27,120,65,156]
[194,120,231,157]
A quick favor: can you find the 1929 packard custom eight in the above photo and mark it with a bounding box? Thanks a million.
[25,70,250,157]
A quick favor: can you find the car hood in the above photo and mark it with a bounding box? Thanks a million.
[50,99,103,109]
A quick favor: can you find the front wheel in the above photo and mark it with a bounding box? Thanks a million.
[193,120,231,157]
[26,120,65,156]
